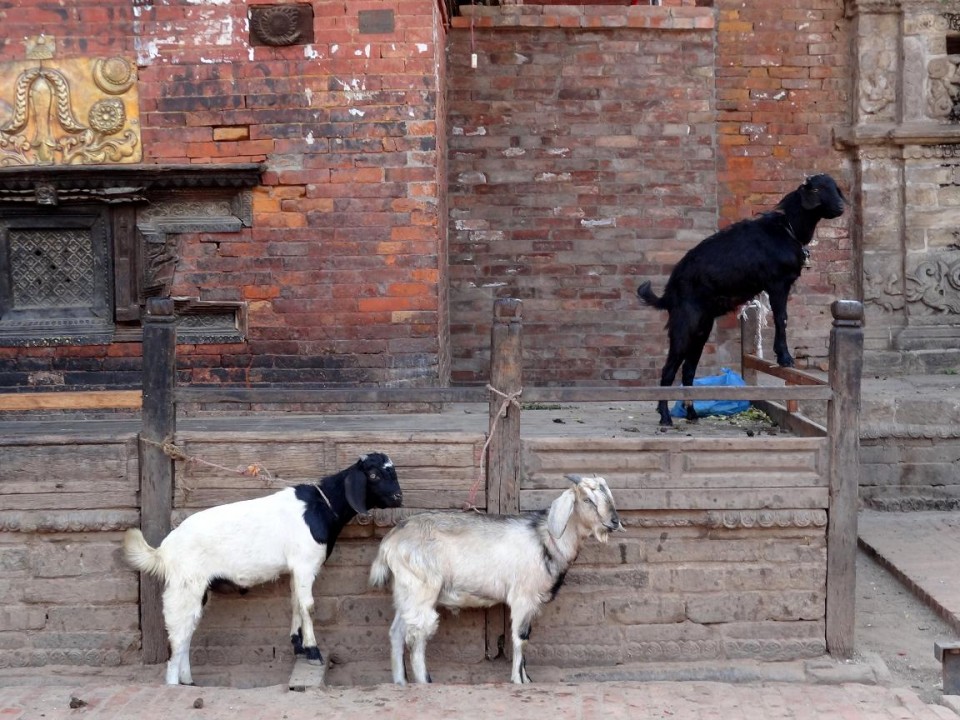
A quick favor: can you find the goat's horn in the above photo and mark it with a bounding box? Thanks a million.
[564,474,582,485]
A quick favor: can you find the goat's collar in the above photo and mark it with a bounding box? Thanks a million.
[783,217,798,242]
[314,484,335,515]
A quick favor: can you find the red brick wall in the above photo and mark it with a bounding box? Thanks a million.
[447,2,854,388]
[715,0,853,368]
[0,0,854,392]
[0,0,448,389]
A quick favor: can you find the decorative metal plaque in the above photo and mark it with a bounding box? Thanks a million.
[249,4,314,47]
[0,55,141,166]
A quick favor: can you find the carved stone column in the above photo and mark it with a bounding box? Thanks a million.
[838,0,960,373]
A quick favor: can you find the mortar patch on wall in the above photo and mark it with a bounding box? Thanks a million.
[249,4,314,47]
[0,52,141,166]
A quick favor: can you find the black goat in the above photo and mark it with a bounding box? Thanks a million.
[637,173,846,426]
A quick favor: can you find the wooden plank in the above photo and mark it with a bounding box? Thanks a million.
[825,301,864,659]
[175,386,487,405]
[741,355,827,386]
[176,487,474,511]
[1,491,139,511]
[0,443,132,482]
[524,436,827,453]
[521,487,829,512]
[521,385,833,402]
[523,471,825,490]
[0,390,141,411]
[174,384,831,405]
[754,400,827,438]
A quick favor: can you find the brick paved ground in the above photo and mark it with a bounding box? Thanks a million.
[1,680,958,720]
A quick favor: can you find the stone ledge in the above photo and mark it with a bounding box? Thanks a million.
[453,5,714,30]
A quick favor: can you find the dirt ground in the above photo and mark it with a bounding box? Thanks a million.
[855,549,954,704]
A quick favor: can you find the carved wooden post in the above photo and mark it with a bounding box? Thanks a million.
[825,299,863,659]
[138,297,177,664]
[484,298,523,659]
[739,302,761,385]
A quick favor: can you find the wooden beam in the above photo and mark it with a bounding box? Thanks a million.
[138,298,177,665]
[0,390,141,411]
[484,298,523,662]
[825,300,864,659]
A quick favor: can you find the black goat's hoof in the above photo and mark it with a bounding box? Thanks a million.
[291,630,305,655]
[305,646,323,665]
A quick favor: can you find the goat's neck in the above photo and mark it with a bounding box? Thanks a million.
[546,522,588,569]
[316,473,361,538]
[777,195,819,246]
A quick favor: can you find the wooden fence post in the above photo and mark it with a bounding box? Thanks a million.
[825,299,863,659]
[138,297,177,664]
[486,298,523,516]
[739,302,761,385]
[484,298,523,659]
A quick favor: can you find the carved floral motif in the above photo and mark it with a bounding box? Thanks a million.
[905,252,960,313]
[0,56,140,166]
[864,266,905,311]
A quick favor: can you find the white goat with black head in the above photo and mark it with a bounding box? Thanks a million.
[369,474,622,685]
[124,452,402,686]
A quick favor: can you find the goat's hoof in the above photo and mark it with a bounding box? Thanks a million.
[291,631,305,655]
[304,647,323,665]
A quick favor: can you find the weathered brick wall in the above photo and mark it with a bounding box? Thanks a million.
[0,0,448,389]
[715,0,854,368]
[447,7,720,386]
[0,428,830,678]
[447,2,854,387]
[0,436,141,670]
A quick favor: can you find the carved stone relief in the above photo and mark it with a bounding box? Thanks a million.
[858,33,898,119]
[0,54,141,166]
[905,249,960,314]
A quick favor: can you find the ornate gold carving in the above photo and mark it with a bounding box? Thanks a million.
[91,57,135,94]
[0,57,141,166]
[24,35,55,60]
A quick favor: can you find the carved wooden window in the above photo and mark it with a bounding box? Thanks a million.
[0,205,115,345]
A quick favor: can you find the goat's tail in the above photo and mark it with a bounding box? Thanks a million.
[122,528,167,580]
[636,280,668,309]
[369,547,393,588]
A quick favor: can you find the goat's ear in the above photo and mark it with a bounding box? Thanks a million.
[547,489,576,539]
[800,181,820,210]
[345,467,369,514]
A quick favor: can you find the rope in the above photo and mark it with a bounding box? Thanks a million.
[139,436,276,502]
[463,383,522,512]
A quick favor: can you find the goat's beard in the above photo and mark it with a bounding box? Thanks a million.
[593,527,610,543]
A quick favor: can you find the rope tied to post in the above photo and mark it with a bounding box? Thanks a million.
[139,436,276,502]
[463,383,523,512]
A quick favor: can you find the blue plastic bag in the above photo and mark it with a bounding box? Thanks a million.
[670,367,750,418]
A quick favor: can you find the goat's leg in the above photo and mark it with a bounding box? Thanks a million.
[403,604,439,684]
[389,613,408,685]
[657,348,685,427]
[767,286,794,367]
[162,584,205,685]
[508,602,537,684]
[289,574,305,656]
[679,323,712,423]
[291,570,322,664]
